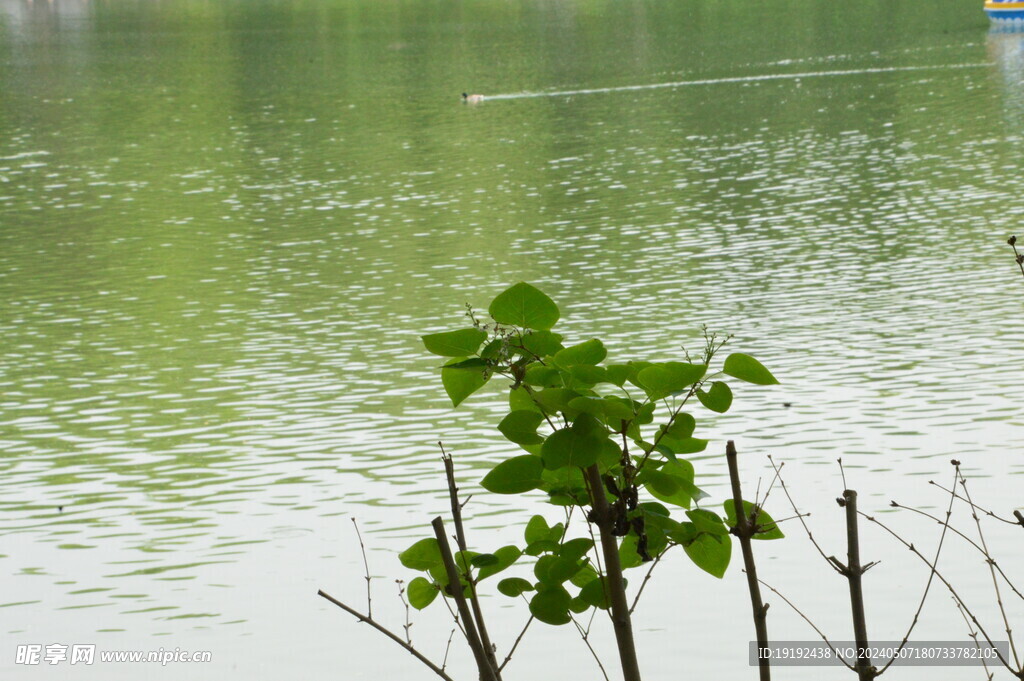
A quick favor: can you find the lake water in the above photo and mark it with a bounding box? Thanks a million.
[2,0,1023,679]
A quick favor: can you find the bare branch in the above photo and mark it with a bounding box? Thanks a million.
[1009,235,1024,280]
[727,441,771,681]
[957,468,1021,670]
[877,464,959,675]
[498,616,533,673]
[570,614,612,681]
[754,576,857,673]
[890,502,1024,603]
[767,455,844,574]
[858,511,1018,674]
[317,589,455,681]
[838,490,875,680]
[929,480,1022,527]
[439,443,502,678]
[432,516,499,681]
[629,544,675,615]
[441,628,456,672]
[352,517,372,617]
[954,597,995,681]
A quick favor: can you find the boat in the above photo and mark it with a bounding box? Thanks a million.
[986,1,1024,25]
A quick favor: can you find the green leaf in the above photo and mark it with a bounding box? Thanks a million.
[618,534,644,569]
[407,577,439,610]
[529,585,572,625]
[604,364,633,387]
[636,362,707,401]
[558,538,594,562]
[524,365,561,387]
[533,555,558,583]
[567,396,607,417]
[686,509,729,536]
[422,329,488,357]
[540,415,607,470]
[480,338,503,359]
[441,357,490,407]
[601,398,636,421]
[524,539,560,556]
[553,339,607,367]
[477,546,523,580]
[578,576,613,609]
[442,357,490,370]
[569,596,590,614]
[524,512,565,544]
[533,388,581,415]
[518,330,564,357]
[489,282,560,330]
[722,353,779,385]
[497,577,535,597]
[568,365,607,386]
[666,414,696,439]
[684,533,732,578]
[481,455,545,494]
[670,521,698,545]
[723,500,785,540]
[644,469,680,497]
[525,515,553,545]
[498,411,546,445]
[510,385,540,413]
[697,381,733,413]
[546,556,584,583]
[471,554,499,567]
[399,538,443,571]
[661,436,708,455]
[643,460,697,508]
[570,564,600,588]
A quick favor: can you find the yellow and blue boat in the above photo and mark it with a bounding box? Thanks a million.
[986,1,1024,24]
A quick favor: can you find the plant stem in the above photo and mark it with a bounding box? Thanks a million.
[725,441,770,681]
[432,516,499,681]
[317,589,456,681]
[841,490,876,680]
[441,445,502,678]
[583,463,643,681]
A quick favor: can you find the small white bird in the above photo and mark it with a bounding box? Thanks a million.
[462,92,485,103]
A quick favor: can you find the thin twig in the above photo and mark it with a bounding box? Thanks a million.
[441,628,456,672]
[317,590,455,681]
[439,588,468,639]
[352,517,372,617]
[396,580,413,645]
[754,576,857,673]
[954,597,995,681]
[858,511,1018,675]
[571,614,612,681]
[628,544,674,615]
[890,502,1024,603]
[957,469,1021,670]
[758,460,784,510]
[768,455,843,575]
[1009,235,1024,280]
[770,512,811,524]
[498,616,533,673]
[929,480,1022,527]
[877,464,959,675]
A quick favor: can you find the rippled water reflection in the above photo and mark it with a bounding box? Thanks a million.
[1,0,1022,678]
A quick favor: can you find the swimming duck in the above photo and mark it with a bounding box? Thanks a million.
[462,93,485,103]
